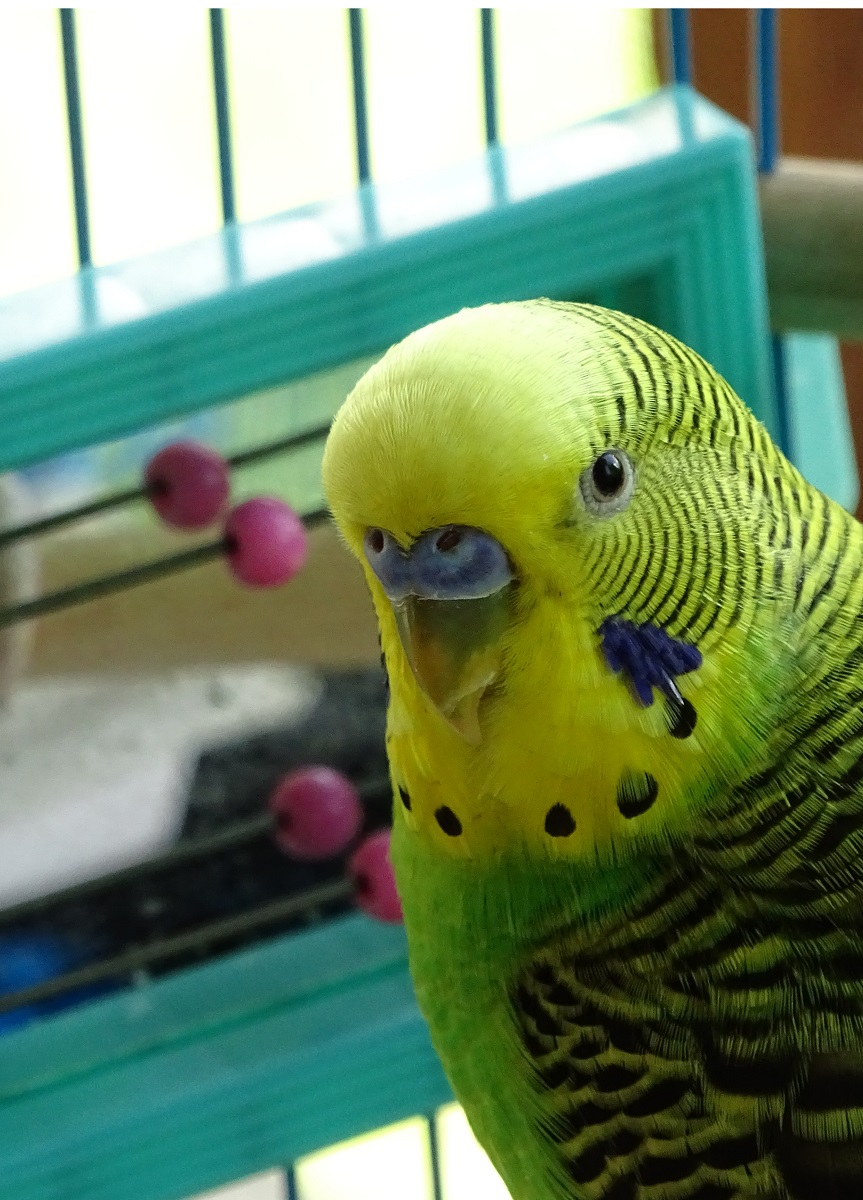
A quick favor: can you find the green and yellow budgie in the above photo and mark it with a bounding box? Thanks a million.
[322,300,863,1200]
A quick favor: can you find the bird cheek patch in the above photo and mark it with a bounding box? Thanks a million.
[599,617,701,739]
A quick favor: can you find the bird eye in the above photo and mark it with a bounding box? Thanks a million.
[592,451,625,496]
[580,448,634,515]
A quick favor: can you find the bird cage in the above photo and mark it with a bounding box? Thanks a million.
[0,9,857,1200]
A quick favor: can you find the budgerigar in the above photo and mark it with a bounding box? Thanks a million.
[322,300,863,1200]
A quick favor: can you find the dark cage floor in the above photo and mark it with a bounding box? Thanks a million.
[0,667,391,1022]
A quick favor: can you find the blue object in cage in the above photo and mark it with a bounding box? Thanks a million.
[0,933,115,1033]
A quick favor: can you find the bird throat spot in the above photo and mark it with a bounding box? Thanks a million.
[545,804,577,837]
[666,696,697,739]
[435,805,463,836]
[616,772,659,819]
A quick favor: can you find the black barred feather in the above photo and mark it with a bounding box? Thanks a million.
[324,301,863,1199]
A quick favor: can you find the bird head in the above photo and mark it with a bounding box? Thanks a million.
[323,302,797,864]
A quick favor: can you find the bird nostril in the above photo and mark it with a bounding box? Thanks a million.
[368,528,385,554]
[435,527,463,553]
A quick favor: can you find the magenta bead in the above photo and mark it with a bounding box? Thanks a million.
[349,830,403,923]
[145,441,230,530]
[224,497,308,588]
[269,767,363,861]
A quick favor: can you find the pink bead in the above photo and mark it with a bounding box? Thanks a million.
[145,441,230,530]
[269,767,363,861]
[349,829,403,923]
[224,497,308,588]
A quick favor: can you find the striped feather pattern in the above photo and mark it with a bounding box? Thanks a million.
[515,306,863,1198]
[324,301,863,1200]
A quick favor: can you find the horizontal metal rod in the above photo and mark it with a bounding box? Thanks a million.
[0,507,329,629]
[0,877,355,1015]
[0,772,391,928]
[0,422,332,550]
[0,541,224,627]
[762,156,863,341]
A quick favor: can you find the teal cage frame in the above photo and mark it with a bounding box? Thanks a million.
[0,86,855,1200]
[0,88,774,475]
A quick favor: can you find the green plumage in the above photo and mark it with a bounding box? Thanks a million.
[323,301,863,1200]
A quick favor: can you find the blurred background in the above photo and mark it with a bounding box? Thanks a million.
[0,8,859,1200]
[0,8,656,679]
[672,8,863,521]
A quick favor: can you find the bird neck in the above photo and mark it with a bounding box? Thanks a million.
[391,809,659,980]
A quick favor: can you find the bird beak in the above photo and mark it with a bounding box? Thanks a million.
[393,589,512,744]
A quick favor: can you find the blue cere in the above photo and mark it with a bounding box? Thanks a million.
[364,525,513,602]
[600,617,702,709]
[411,526,513,600]
[363,527,414,601]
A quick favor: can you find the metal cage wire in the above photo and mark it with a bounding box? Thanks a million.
[0,10,857,1200]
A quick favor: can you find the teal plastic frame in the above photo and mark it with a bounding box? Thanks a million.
[0,918,449,1200]
[0,86,776,472]
[0,85,850,1200]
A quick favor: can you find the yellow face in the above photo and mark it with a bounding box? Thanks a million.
[323,302,789,865]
